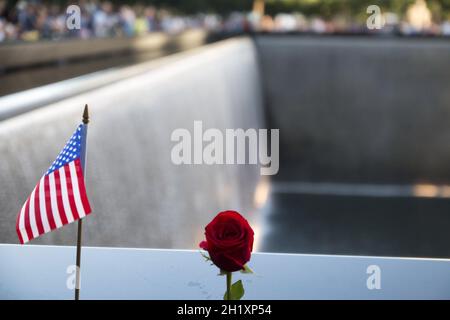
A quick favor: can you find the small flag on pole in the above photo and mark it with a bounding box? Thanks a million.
[16,123,92,244]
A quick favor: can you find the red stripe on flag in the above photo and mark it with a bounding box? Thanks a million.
[64,164,80,220]
[54,170,68,225]
[44,175,56,230]
[23,197,33,241]
[15,209,24,244]
[34,182,44,235]
[17,230,24,244]
[75,159,91,215]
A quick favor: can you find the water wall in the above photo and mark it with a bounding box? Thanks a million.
[0,38,264,248]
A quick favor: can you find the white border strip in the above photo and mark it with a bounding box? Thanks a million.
[1,243,449,262]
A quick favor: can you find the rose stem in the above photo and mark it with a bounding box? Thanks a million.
[226,272,232,300]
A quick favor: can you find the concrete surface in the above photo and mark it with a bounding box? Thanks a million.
[0,42,239,120]
[0,29,208,69]
[1,244,450,299]
[0,30,233,97]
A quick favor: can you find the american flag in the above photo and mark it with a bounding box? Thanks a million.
[16,124,92,244]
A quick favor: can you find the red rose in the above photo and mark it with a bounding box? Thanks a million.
[199,210,254,272]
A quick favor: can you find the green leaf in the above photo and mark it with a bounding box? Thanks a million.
[223,280,245,300]
[199,251,211,262]
[240,265,254,274]
[218,269,227,276]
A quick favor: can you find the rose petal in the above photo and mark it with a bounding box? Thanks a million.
[199,240,209,250]
[201,210,254,272]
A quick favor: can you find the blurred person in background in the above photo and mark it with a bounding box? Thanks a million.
[0,0,8,41]
[144,6,158,32]
[34,3,50,38]
[17,0,38,40]
[119,5,136,37]
[203,13,222,32]
[274,13,298,32]
[405,0,433,33]
[92,1,117,38]
[159,9,186,34]
[133,4,149,36]
[46,3,65,39]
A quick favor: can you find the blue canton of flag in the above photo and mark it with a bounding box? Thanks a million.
[46,124,83,175]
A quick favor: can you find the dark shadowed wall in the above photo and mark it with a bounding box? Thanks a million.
[256,36,450,184]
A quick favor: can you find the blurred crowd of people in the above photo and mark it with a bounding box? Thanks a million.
[255,12,450,36]
[1,0,449,43]
[0,0,224,42]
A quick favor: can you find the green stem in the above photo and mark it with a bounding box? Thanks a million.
[226,272,232,300]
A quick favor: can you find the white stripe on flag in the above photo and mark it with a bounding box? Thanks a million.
[28,187,39,238]
[59,167,74,223]
[38,177,51,233]
[69,162,86,218]
[48,173,63,228]
[18,203,28,243]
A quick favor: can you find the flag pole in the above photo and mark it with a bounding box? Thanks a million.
[75,104,89,300]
